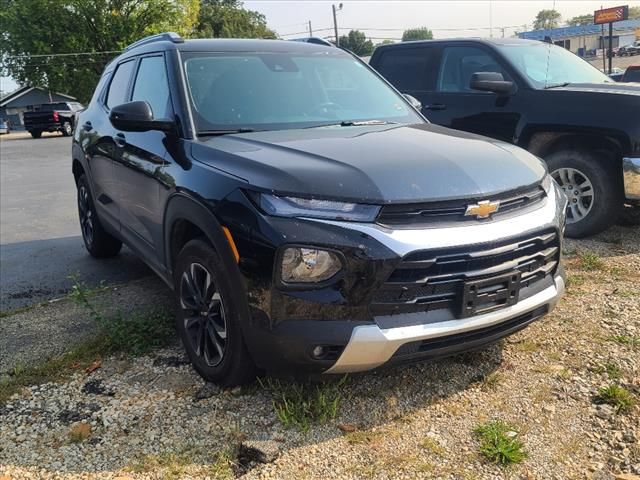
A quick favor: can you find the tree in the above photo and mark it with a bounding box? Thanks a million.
[630,6,640,19]
[402,27,433,41]
[0,0,275,103]
[567,14,593,26]
[533,9,561,30]
[338,30,374,56]
[194,0,276,39]
[377,39,395,46]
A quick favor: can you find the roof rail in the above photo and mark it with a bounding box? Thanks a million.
[124,32,184,51]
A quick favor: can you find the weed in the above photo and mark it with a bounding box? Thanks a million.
[68,422,92,443]
[593,362,622,380]
[473,420,527,465]
[609,335,640,348]
[566,274,585,288]
[260,376,346,432]
[128,445,234,479]
[345,429,383,445]
[594,384,636,413]
[578,252,604,271]
[420,436,446,456]
[481,371,504,391]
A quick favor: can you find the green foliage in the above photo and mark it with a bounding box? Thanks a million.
[567,14,593,26]
[338,30,374,56]
[595,384,636,413]
[402,27,434,42]
[608,335,640,348]
[533,9,562,30]
[474,420,527,465]
[261,377,346,432]
[578,252,604,271]
[0,0,274,103]
[377,39,395,46]
[194,0,276,39]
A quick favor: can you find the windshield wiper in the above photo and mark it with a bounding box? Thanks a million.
[305,119,399,129]
[544,82,571,89]
[198,128,256,136]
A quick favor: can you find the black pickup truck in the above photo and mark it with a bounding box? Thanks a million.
[370,38,640,237]
[23,101,84,138]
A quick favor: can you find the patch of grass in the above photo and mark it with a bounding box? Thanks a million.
[481,371,504,392]
[128,445,235,480]
[68,422,92,443]
[578,252,604,271]
[609,335,640,348]
[345,429,383,445]
[0,308,174,404]
[420,436,446,456]
[594,384,636,413]
[261,377,346,432]
[566,274,585,288]
[593,362,622,380]
[473,420,527,466]
[511,339,539,353]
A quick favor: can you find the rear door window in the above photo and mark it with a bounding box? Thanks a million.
[106,59,135,109]
[375,47,439,92]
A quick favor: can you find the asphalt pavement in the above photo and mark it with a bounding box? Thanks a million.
[0,135,156,311]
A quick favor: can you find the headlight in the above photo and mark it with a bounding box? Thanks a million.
[281,247,342,283]
[258,193,380,222]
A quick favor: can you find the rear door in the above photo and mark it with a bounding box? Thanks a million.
[113,53,173,269]
[425,44,522,142]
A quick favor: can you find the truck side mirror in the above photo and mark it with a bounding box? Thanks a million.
[470,72,514,95]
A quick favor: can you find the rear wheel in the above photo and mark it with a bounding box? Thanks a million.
[30,130,41,139]
[175,238,256,386]
[546,149,621,238]
[77,175,122,258]
[61,121,72,136]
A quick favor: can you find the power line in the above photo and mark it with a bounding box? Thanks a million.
[5,50,121,60]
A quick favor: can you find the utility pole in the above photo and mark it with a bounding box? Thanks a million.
[501,27,506,38]
[308,20,313,37]
[332,3,342,46]
[489,0,493,38]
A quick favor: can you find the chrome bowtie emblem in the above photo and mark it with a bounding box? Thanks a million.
[465,200,500,219]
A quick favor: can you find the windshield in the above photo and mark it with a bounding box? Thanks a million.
[182,51,422,133]
[497,43,612,88]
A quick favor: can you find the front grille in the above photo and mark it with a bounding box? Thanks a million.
[377,184,545,228]
[371,230,559,319]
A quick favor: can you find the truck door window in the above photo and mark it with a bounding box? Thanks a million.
[438,46,510,93]
[376,47,438,91]
[131,56,172,119]
[106,60,135,110]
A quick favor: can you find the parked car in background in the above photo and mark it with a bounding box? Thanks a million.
[371,38,640,237]
[603,67,625,82]
[23,101,84,138]
[72,33,567,386]
[618,41,640,57]
[0,119,9,134]
[622,65,640,83]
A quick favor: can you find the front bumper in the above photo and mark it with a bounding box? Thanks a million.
[326,273,564,373]
[623,157,640,202]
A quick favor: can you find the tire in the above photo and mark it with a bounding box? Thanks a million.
[61,121,72,136]
[174,238,256,386]
[77,174,122,258]
[546,149,622,238]
[30,130,41,139]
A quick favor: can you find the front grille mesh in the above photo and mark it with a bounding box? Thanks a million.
[372,230,559,318]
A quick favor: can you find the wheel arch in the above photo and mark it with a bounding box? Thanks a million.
[525,131,624,164]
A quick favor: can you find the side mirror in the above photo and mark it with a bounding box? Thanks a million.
[402,93,422,111]
[470,72,514,95]
[109,101,174,132]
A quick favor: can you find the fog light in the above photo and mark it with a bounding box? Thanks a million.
[281,247,342,283]
[312,346,325,358]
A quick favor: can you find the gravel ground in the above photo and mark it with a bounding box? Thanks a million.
[0,223,638,479]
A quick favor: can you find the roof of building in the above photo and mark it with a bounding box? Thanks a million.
[0,86,76,108]
[519,19,640,41]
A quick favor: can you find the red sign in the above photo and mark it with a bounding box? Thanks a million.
[594,5,629,25]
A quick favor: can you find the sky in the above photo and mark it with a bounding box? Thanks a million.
[2,0,639,95]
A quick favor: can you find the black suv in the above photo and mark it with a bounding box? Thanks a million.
[370,38,640,237]
[73,33,566,385]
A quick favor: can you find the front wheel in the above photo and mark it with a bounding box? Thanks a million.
[547,149,622,238]
[175,238,256,386]
[77,175,122,257]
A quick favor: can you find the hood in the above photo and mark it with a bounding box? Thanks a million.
[191,123,546,204]
[550,82,640,96]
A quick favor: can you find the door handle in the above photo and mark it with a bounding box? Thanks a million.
[424,103,447,111]
[114,133,126,148]
[82,121,93,131]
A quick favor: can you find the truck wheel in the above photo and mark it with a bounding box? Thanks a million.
[61,122,72,136]
[174,238,256,386]
[546,149,622,238]
[30,130,42,139]
[77,175,122,258]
